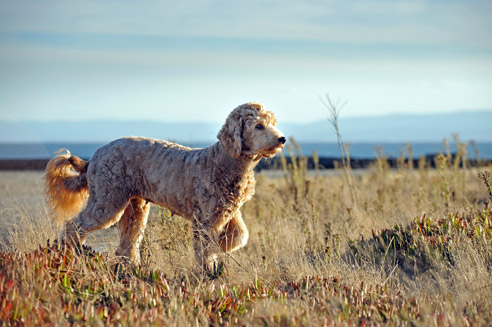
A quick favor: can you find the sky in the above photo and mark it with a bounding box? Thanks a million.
[1,0,492,124]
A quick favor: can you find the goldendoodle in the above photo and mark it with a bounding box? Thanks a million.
[45,102,285,269]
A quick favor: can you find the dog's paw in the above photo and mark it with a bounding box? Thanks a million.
[206,261,225,279]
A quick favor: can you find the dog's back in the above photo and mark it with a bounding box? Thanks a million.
[45,136,222,222]
[88,136,209,219]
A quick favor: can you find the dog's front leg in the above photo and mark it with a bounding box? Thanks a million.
[192,209,237,271]
[192,221,218,271]
[218,210,249,253]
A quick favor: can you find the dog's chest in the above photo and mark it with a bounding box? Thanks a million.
[239,173,256,202]
[212,171,256,206]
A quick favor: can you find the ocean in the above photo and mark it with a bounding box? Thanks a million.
[1,141,491,160]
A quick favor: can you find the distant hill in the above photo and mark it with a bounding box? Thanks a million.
[282,110,492,142]
[1,110,491,143]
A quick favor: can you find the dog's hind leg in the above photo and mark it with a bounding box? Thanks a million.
[115,198,150,263]
[61,196,129,248]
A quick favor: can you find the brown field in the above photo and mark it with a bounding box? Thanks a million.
[0,152,491,326]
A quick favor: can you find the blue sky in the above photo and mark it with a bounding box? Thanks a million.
[1,0,491,123]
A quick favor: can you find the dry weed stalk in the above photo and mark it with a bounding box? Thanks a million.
[321,93,359,205]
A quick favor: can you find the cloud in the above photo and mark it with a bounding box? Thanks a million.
[1,0,491,48]
[1,0,492,123]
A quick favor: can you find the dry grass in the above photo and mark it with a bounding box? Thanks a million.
[0,150,491,326]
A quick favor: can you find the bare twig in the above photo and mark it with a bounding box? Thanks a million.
[320,93,359,204]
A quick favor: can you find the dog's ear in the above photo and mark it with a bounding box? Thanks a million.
[218,113,243,159]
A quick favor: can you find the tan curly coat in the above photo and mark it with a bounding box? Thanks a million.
[44,103,285,269]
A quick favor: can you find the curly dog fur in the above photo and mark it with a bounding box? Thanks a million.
[44,102,285,269]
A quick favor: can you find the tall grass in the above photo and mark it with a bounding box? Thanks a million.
[0,149,491,325]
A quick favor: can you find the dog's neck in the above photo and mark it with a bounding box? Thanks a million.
[213,142,259,175]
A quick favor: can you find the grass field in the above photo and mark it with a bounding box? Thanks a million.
[0,149,491,326]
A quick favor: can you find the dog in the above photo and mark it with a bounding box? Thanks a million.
[45,102,285,269]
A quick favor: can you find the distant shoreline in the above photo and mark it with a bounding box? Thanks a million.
[1,155,489,171]
[1,142,492,162]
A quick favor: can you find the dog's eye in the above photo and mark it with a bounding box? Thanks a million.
[255,124,265,130]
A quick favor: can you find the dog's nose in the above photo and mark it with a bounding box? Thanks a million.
[278,136,286,144]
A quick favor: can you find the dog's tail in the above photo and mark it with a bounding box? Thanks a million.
[44,149,89,224]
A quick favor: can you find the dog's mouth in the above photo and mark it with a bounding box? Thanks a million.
[261,143,285,158]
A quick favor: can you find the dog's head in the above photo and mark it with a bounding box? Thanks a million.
[218,102,286,159]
